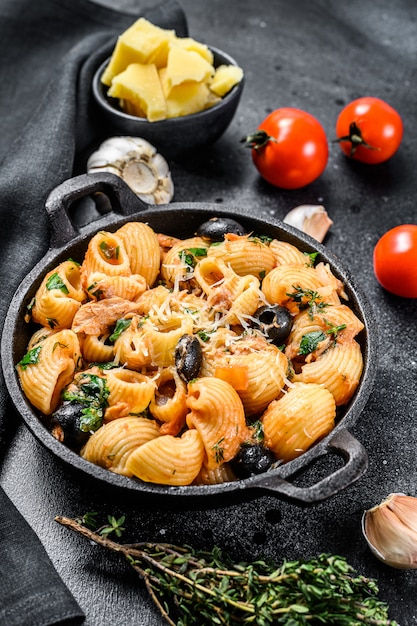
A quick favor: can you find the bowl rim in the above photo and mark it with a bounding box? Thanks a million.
[92,45,245,127]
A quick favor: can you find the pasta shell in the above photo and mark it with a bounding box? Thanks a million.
[186,377,248,469]
[81,416,160,476]
[160,236,209,288]
[262,264,339,314]
[207,235,275,279]
[80,231,131,290]
[105,368,156,419]
[262,382,336,462]
[86,271,146,302]
[126,429,205,485]
[116,221,161,288]
[79,332,114,363]
[32,260,86,330]
[269,240,308,266]
[17,329,81,415]
[292,340,364,405]
[150,367,188,436]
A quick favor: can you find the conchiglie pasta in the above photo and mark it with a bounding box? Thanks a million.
[201,335,288,416]
[262,382,336,462]
[105,368,156,419]
[269,240,308,266]
[149,367,188,436]
[142,314,194,367]
[32,261,86,330]
[193,462,237,485]
[126,429,205,485]
[160,236,209,288]
[292,340,363,405]
[116,221,161,287]
[261,264,339,314]
[194,256,261,323]
[80,231,131,290]
[86,271,146,302]
[206,235,275,279]
[186,377,248,470]
[17,329,81,414]
[285,305,364,361]
[81,416,160,476]
[79,332,114,363]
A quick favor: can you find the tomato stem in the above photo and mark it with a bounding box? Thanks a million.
[241,130,277,151]
[335,121,380,157]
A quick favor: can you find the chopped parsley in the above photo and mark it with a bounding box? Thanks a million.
[46,273,69,293]
[17,345,42,370]
[99,241,119,261]
[109,318,132,343]
[180,247,207,270]
[299,330,327,355]
[62,373,110,433]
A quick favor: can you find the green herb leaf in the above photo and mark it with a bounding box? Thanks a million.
[299,330,326,355]
[17,345,42,370]
[109,318,132,343]
[46,273,69,293]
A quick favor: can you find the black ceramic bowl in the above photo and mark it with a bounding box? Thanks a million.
[92,47,244,160]
[1,173,378,507]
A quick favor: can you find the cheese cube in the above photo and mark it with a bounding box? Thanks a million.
[174,37,214,64]
[101,18,175,85]
[108,63,167,122]
[209,65,244,97]
[160,68,218,118]
[165,44,215,92]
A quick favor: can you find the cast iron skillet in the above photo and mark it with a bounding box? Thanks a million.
[1,172,378,507]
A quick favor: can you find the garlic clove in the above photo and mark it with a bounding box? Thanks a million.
[283,205,333,243]
[87,136,174,205]
[362,493,417,569]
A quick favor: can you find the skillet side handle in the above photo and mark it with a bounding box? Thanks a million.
[258,429,368,505]
[45,172,149,248]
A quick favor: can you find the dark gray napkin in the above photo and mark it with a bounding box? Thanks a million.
[0,0,187,624]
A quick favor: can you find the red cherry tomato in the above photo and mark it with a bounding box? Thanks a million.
[245,108,328,189]
[336,97,403,164]
[373,225,417,298]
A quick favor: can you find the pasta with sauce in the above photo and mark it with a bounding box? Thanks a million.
[16,219,365,486]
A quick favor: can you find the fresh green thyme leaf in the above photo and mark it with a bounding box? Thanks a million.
[17,345,41,370]
[55,516,400,626]
[211,437,225,464]
[46,272,69,293]
[286,285,329,319]
[99,515,126,538]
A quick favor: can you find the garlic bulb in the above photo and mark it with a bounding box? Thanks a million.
[362,493,417,569]
[87,136,174,205]
[283,205,333,242]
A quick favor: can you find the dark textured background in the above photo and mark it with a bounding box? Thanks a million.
[1,0,417,624]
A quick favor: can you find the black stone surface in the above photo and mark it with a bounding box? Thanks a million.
[1,1,417,624]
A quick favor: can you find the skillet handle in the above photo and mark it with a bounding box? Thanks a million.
[45,172,149,248]
[258,429,368,505]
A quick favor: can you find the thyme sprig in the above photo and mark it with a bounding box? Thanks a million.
[55,515,397,626]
